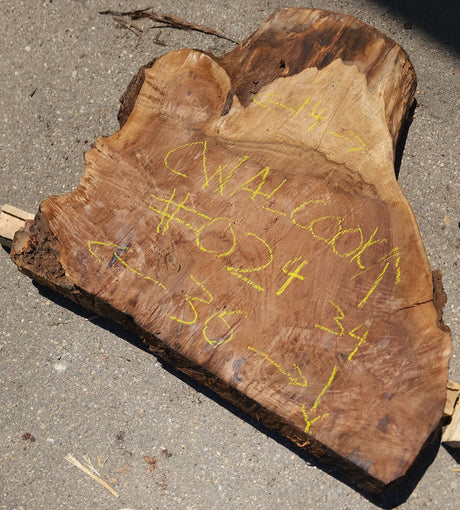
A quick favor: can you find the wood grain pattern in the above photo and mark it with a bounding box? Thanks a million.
[11,8,451,492]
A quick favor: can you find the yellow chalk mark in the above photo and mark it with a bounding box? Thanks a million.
[293,96,312,118]
[276,257,308,296]
[253,93,330,134]
[202,155,249,195]
[262,206,287,216]
[349,227,388,270]
[326,130,367,152]
[347,132,366,152]
[252,93,268,109]
[203,309,248,347]
[149,189,212,235]
[253,92,296,113]
[383,247,401,285]
[87,241,166,290]
[347,324,369,361]
[88,240,122,264]
[309,215,342,243]
[227,233,273,292]
[354,246,401,309]
[153,187,176,234]
[231,166,286,202]
[309,216,368,259]
[248,346,308,387]
[301,365,337,433]
[329,226,364,258]
[361,266,388,308]
[314,301,377,360]
[164,141,205,178]
[311,365,338,411]
[314,300,345,336]
[113,254,166,289]
[301,407,330,433]
[309,216,363,258]
[160,189,190,235]
[195,217,237,258]
[308,100,328,131]
[290,199,327,229]
[358,262,389,309]
[149,190,236,259]
[168,275,213,325]
[230,273,265,292]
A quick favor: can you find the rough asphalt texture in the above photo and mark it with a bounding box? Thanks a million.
[0,1,458,509]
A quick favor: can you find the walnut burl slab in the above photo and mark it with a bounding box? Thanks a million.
[11,9,451,492]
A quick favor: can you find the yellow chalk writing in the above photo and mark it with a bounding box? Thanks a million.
[308,100,328,131]
[253,92,296,113]
[262,206,287,216]
[293,96,312,118]
[195,217,237,258]
[312,365,338,411]
[168,274,213,325]
[252,91,367,151]
[149,189,209,234]
[349,226,388,270]
[149,189,237,258]
[314,300,345,336]
[315,301,377,360]
[309,216,364,258]
[203,155,249,195]
[359,262,389,309]
[88,240,121,264]
[276,257,308,296]
[326,130,367,152]
[163,141,251,196]
[87,239,249,350]
[155,189,192,235]
[164,141,206,178]
[301,406,330,433]
[352,246,401,309]
[302,365,337,433]
[247,346,308,387]
[329,226,364,258]
[227,233,273,292]
[203,309,248,347]
[231,166,286,202]
[347,323,369,361]
[253,93,330,133]
[87,241,166,290]
[306,217,400,293]
[290,199,327,229]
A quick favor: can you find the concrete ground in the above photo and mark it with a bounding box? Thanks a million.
[0,1,458,509]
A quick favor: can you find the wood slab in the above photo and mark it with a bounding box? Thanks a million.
[10,8,451,492]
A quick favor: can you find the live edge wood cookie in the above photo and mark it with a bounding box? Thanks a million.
[11,8,451,492]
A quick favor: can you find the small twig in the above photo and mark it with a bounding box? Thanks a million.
[153,31,167,47]
[97,455,108,467]
[111,15,143,36]
[83,454,101,477]
[65,454,119,498]
[451,467,460,472]
[100,9,239,44]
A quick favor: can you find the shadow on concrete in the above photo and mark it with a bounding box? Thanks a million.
[375,0,460,52]
[34,280,442,508]
[443,444,460,464]
[395,99,417,179]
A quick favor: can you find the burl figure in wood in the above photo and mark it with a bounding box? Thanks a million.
[11,9,451,492]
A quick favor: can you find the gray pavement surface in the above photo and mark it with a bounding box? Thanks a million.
[0,1,458,509]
